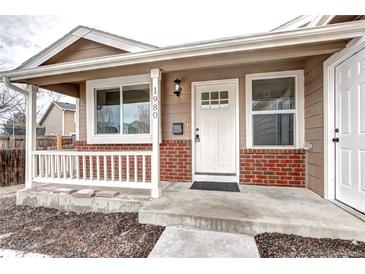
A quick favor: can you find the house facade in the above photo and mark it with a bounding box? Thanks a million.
[1,15,365,214]
[39,101,76,136]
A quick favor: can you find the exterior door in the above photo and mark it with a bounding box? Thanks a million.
[194,80,238,180]
[335,47,365,213]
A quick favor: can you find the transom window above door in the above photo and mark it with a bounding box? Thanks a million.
[246,70,304,148]
[86,74,152,144]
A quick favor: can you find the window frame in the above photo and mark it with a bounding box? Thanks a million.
[245,70,305,149]
[86,74,152,144]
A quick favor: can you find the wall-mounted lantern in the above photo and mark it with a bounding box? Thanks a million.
[174,78,182,97]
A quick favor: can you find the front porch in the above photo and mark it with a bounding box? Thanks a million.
[17,182,365,242]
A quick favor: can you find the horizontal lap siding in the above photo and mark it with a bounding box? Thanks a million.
[40,105,62,136]
[303,54,329,196]
[42,39,126,65]
[63,111,76,136]
[162,60,303,144]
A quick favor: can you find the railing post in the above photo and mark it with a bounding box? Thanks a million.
[25,84,37,188]
[150,68,161,198]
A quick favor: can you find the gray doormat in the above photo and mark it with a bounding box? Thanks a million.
[190,181,240,192]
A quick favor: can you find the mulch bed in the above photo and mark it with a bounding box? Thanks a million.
[0,197,164,258]
[255,232,365,258]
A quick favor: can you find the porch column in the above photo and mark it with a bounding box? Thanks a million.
[25,84,37,188]
[150,68,161,198]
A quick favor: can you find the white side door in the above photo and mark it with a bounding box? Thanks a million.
[335,47,365,213]
[194,80,237,178]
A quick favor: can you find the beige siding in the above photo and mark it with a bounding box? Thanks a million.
[42,38,127,66]
[77,60,303,145]
[63,110,76,136]
[303,54,330,196]
[40,105,62,135]
[162,60,304,145]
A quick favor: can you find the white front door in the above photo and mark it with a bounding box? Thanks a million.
[335,47,365,213]
[193,79,238,181]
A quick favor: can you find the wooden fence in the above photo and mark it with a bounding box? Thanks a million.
[0,149,25,187]
[0,135,75,150]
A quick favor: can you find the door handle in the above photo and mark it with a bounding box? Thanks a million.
[332,137,339,143]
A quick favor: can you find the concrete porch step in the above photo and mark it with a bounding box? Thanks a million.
[17,185,152,213]
[139,185,365,242]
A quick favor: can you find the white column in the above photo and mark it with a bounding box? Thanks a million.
[75,98,80,141]
[25,84,37,188]
[150,68,161,198]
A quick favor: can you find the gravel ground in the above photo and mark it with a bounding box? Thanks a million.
[0,197,164,258]
[255,232,365,258]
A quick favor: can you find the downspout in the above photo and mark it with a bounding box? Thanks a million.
[2,77,28,96]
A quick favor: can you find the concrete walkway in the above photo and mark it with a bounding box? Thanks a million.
[149,226,259,258]
[0,184,24,198]
[0,249,50,258]
[140,183,365,241]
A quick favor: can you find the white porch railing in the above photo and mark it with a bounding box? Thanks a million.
[32,150,153,189]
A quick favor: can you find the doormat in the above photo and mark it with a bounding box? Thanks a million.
[190,181,240,192]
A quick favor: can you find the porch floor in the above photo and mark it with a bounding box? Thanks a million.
[139,183,365,241]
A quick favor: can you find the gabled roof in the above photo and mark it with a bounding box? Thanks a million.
[272,15,365,32]
[18,26,158,70]
[272,16,334,31]
[2,20,365,81]
[39,101,76,125]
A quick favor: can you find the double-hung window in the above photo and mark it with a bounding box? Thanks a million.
[246,70,304,148]
[86,74,151,144]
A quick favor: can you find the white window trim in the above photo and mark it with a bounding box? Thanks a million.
[245,70,305,149]
[86,74,152,144]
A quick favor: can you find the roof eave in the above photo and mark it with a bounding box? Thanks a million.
[2,20,365,81]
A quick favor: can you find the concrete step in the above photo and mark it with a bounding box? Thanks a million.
[148,226,259,258]
[139,186,365,241]
[17,186,151,213]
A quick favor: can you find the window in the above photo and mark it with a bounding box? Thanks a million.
[122,84,150,134]
[201,91,229,109]
[86,74,151,144]
[96,87,120,134]
[246,71,304,148]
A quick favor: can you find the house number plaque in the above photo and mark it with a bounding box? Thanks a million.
[152,87,158,119]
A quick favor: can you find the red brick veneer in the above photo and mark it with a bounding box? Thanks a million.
[160,140,192,182]
[75,140,192,182]
[240,149,306,187]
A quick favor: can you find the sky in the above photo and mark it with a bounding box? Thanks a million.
[0,11,296,117]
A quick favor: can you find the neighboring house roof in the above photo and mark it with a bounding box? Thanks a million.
[38,101,76,125]
[17,25,158,70]
[2,19,365,81]
[53,101,76,111]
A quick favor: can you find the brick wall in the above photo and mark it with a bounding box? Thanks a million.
[240,149,306,187]
[75,140,192,182]
[160,140,192,182]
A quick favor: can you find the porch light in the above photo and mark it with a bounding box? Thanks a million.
[174,78,182,97]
